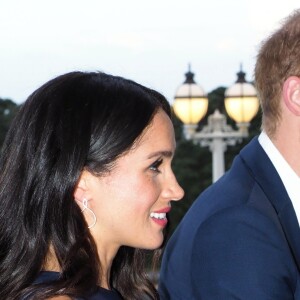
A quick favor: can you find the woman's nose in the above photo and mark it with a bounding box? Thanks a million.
[162,173,184,201]
[172,179,184,201]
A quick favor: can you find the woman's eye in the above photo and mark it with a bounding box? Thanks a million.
[149,159,163,173]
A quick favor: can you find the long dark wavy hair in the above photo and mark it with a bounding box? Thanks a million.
[0,71,171,300]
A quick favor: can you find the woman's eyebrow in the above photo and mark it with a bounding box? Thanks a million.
[147,150,173,159]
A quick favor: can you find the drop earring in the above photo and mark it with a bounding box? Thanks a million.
[80,198,97,229]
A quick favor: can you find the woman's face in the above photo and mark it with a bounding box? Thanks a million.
[78,110,184,252]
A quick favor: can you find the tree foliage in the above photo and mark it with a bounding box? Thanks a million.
[0,98,19,147]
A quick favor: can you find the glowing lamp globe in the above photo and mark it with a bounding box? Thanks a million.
[173,67,208,125]
[225,68,259,124]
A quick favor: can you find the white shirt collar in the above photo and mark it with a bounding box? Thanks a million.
[258,131,300,225]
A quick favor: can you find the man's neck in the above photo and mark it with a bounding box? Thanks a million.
[271,128,300,177]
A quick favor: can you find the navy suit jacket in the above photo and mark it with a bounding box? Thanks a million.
[159,137,300,299]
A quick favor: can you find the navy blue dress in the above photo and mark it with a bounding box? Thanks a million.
[27,271,123,300]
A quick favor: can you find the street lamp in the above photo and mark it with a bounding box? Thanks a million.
[173,65,259,183]
[173,65,208,139]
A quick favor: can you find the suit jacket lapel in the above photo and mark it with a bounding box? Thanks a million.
[240,137,300,271]
[279,202,300,271]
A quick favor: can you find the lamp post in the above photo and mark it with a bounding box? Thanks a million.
[173,65,259,183]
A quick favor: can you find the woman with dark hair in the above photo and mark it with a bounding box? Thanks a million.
[0,71,184,300]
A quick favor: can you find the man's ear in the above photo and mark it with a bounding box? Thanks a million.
[283,76,300,116]
[73,170,90,201]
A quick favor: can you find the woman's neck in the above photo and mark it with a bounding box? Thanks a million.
[43,247,61,272]
[98,246,119,289]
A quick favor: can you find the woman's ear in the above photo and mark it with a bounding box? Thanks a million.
[73,170,90,201]
[283,76,300,116]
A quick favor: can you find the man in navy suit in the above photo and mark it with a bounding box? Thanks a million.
[159,9,300,300]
